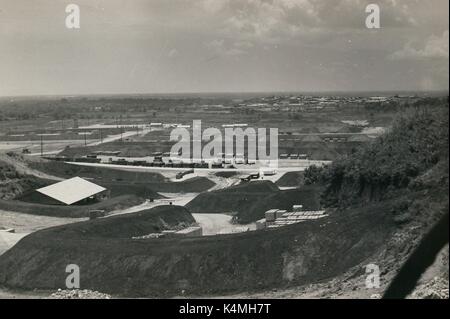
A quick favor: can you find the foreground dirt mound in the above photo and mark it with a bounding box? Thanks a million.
[0,203,394,297]
[42,205,196,239]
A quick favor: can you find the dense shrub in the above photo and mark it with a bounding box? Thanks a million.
[314,105,449,207]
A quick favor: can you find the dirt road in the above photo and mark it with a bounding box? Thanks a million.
[192,213,256,235]
[0,128,152,156]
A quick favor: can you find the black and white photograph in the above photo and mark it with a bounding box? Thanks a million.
[0,0,448,304]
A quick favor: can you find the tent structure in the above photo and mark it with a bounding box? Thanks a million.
[36,177,107,205]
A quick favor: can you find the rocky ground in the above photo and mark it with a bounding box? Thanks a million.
[410,277,449,299]
[49,289,112,299]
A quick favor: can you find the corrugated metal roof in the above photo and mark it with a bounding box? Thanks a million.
[36,177,106,205]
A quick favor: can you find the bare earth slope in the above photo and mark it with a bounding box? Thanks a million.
[0,203,393,297]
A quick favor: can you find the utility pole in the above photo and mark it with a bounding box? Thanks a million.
[100,129,103,143]
[84,132,87,146]
[40,135,43,156]
[120,114,123,142]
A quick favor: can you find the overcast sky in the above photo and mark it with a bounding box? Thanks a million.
[0,0,448,96]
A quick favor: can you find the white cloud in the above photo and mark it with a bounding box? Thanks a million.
[213,0,419,43]
[390,31,449,60]
[168,49,179,58]
[205,39,249,56]
[201,0,230,13]
[1,0,448,95]
[233,41,254,49]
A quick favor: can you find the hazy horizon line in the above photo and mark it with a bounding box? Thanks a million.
[1,89,449,100]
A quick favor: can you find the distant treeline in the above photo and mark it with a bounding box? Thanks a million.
[0,96,236,121]
[0,95,447,122]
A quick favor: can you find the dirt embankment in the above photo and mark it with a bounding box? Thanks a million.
[276,171,304,187]
[0,203,394,297]
[186,181,321,224]
[36,205,196,239]
[58,141,174,158]
[29,161,215,193]
[28,160,166,183]
[0,195,143,218]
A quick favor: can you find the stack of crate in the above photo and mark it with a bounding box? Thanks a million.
[263,207,328,229]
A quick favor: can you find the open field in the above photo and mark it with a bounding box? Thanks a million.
[1,94,420,163]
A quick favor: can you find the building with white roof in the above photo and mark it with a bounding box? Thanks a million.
[36,177,107,205]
